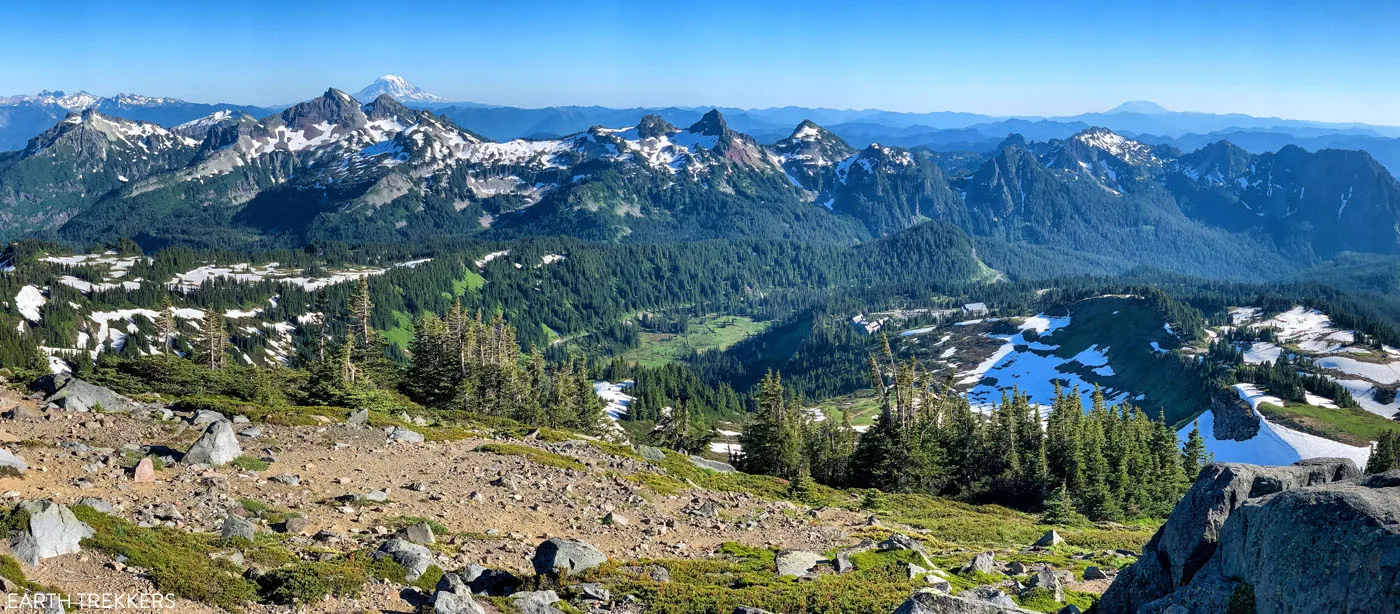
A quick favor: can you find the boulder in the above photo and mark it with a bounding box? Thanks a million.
[1034,530,1064,547]
[191,410,226,426]
[390,427,424,443]
[896,588,1035,613]
[183,420,242,466]
[376,538,435,581]
[221,515,256,541]
[834,539,876,573]
[434,590,485,614]
[511,590,564,614]
[960,586,1022,610]
[33,374,138,413]
[0,448,27,475]
[775,549,824,576]
[2,405,42,421]
[236,427,261,438]
[1083,566,1108,580]
[347,408,369,426]
[968,552,996,574]
[734,608,776,614]
[8,500,95,565]
[400,521,436,545]
[1097,458,1366,614]
[880,533,937,569]
[636,445,666,462]
[532,538,607,577]
[602,512,628,526]
[1023,569,1063,603]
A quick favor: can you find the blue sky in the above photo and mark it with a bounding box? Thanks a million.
[4,0,1398,123]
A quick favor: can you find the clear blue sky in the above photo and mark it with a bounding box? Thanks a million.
[4,0,1398,123]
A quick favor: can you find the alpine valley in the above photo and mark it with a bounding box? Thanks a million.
[3,75,1400,614]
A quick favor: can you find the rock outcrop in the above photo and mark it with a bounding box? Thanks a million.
[895,588,1035,613]
[1097,458,1393,613]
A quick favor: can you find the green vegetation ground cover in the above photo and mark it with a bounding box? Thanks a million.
[622,315,771,368]
[1257,401,1399,446]
[475,443,585,471]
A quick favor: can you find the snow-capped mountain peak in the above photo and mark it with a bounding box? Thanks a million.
[1070,127,1157,165]
[352,75,447,104]
[0,90,101,111]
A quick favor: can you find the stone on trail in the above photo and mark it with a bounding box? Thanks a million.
[532,537,607,577]
[8,500,95,565]
[183,420,241,466]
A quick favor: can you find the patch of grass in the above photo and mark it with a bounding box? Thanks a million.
[621,315,771,368]
[1258,401,1398,446]
[475,443,584,471]
[620,470,688,496]
[256,552,410,605]
[590,440,642,460]
[230,455,270,472]
[382,310,415,351]
[72,505,258,610]
[238,498,294,525]
[453,270,487,295]
[588,541,920,614]
[0,554,61,595]
[1016,587,1096,612]
[658,451,850,508]
[867,491,1157,552]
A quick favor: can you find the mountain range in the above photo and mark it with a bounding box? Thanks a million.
[7,76,1400,175]
[4,83,1400,281]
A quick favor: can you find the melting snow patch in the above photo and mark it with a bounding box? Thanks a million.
[15,286,45,322]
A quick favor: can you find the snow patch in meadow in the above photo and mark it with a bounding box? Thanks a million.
[15,286,45,321]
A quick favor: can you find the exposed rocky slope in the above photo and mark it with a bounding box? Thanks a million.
[1098,457,1400,613]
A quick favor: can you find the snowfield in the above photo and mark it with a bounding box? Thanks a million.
[1183,384,1371,468]
[15,286,45,321]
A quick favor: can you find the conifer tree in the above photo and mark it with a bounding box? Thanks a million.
[1182,420,1210,477]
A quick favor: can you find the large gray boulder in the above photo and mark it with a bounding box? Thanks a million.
[376,538,435,581]
[450,563,521,595]
[8,500,95,564]
[33,374,138,413]
[1098,458,1368,614]
[221,515,255,541]
[532,537,607,576]
[183,420,242,466]
[895,588,1035,613]
[1024,569,1063,603]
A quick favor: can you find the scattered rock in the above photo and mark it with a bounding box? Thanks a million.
[1007,562,1027,575]
[281,517,312,535]
[733,608,776,614]
[76,497,113,513]
[183,421,241,466]
[458,563,522,595]
[896,587,1034,613]
[191,410,227,426]
[959,586,1024,610]
[602,512,628,526]
[636,445,666,462]
[1083,566,1108,580]
[434,589,486,614]
[236,427,261,438]
[33,374,138,413]
[532,537,607,577]
[268,473,300,485]
[2,405,42,421]
[347,409,369,426]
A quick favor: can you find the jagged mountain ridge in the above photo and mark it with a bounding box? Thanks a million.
[5,87,1400,277]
